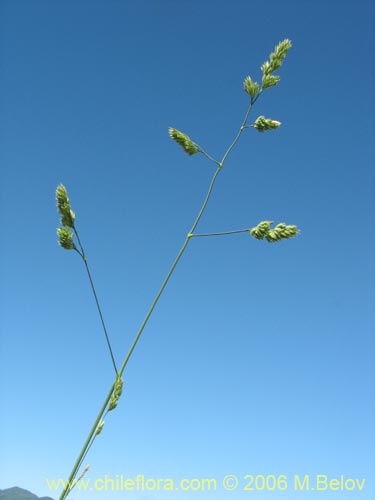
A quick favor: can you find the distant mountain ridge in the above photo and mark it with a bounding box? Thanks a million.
[0,487,54,500]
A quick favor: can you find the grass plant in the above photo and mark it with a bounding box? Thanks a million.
[55,39,297,499]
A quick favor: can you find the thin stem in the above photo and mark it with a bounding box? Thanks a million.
[73,247,84,259]
[220,97,257,166]
[120,237,191,373]
[60,396,113,500]
[116,162,223,376]
[59,165,222,500]
[73,226,118,375]
[252,90,263,105]
[67,410,108,496]
[60,96,259,500]
[198,147,221,166]
[190,228,250,238]
[190,165,222,233]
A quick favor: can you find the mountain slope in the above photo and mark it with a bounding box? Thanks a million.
[0,487,54,500]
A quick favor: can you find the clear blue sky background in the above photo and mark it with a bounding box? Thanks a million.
[1,1,374,499]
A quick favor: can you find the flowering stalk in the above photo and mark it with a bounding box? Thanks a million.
[57,39,296,500]
[190,222,299,241]
[56,184,118,375]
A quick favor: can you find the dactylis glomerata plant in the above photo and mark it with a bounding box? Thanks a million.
[55,39,297,499]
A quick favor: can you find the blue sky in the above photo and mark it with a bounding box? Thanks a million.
[1,0,374,499]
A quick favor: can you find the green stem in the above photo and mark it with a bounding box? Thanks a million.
[73,226,118,374]
[198,147,221,166]
[66,410,109,496]
[60,396,114,500]
[190,228,250,238]
[60,97,257,500]
[220,98,255,165]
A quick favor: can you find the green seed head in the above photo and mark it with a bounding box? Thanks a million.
[249,221,273,240]
[250,221,299,242]
[253,116,281,132]
[56,184,75,228]
[243,76,259,98]
[108,375,124,411]
[168,128,199,156]
[57,226,75,250]
[265,223,299,242]
[262,74,280,89]
[261,39,292,77]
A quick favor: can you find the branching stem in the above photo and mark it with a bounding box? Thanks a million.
[59,95,260,500]
[198,147,221,166]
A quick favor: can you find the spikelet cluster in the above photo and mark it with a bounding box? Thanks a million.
[244,39,291,99]
[57,227,75,250]
[56,184,75,228]
[262,74,280,89]
[168,128,199,156]
[253,116,281,132]
[250,221,299,242]
[56,184,76,250]
[108,375,124,411]
[261,39,292,78]
[243,76,259,98]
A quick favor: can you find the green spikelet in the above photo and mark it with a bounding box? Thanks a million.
[262,74,280,89]
[253,116,281,132]
[96,420,105,436]
[250,221,299,242]
[265,223,299,242]
[56,184,75,228]
[243,76,259,98]
[249,221,273,240]
[261,39,292,77]
[108,375,124,411]
[57,226,75,250]
[168,128,199,156]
